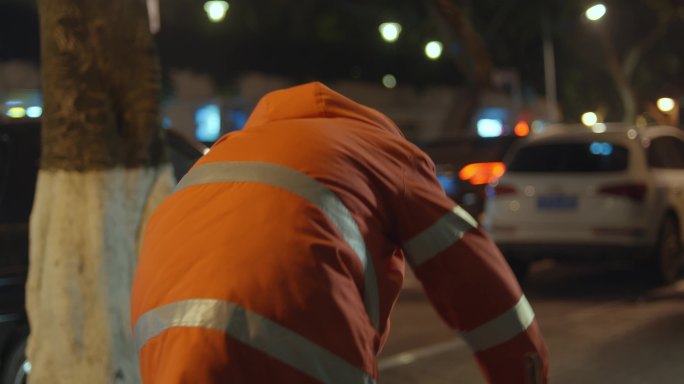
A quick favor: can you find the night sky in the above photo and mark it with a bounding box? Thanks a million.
[1,0,682,122]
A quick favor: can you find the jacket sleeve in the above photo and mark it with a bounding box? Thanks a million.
[394,150,549,384]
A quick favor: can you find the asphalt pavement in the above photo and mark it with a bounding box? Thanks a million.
[378,262,684,383]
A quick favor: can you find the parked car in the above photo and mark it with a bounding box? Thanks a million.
[0,120,207,384]
[483,124,684,283]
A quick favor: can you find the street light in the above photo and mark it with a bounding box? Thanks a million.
[147,0,160,33]
[424,41,443,60]
[379,22,401,43]
[542,13,558,122]
[382,74,397,89]
[204,1,229,22]
[657,97,675,113]
[585,4,607,21]
[581,112,598,126]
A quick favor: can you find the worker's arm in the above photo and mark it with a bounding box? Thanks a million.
[394,151,549,384]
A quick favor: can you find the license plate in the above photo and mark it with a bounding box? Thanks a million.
[537,196,577,210]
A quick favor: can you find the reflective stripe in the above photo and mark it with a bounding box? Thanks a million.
[459,295,535,352]
[134,299,376,384]
[402,205,478,268]
[175,161,380,330]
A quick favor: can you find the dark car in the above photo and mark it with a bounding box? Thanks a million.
[0,121,207,384]
[423,135,519,220]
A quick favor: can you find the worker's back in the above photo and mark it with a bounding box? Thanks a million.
[131,82,548,384]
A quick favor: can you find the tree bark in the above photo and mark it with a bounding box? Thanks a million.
[596,29,638,123]
[432,0,494,89]
[27,0,174,382]
[590,2,673,123]
[430,0,495,136]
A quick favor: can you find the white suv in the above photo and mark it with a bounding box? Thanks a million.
[483,124,684,283]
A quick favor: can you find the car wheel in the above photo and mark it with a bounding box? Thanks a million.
[0,337,28,384]
[652,215,683,285]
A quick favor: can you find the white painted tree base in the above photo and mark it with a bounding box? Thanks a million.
[26,164,175,384]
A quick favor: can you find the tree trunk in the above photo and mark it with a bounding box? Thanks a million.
[430,0,495,135]
[595,6,674,124]
[27,0,174,383]
[596,29,638,123]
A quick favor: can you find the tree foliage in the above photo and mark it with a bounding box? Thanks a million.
[2,0,681,123]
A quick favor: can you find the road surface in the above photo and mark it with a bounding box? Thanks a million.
[378,261,684,383]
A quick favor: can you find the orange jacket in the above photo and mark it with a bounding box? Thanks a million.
[130,82,548,383]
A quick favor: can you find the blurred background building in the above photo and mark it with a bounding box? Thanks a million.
[1,0,682,145]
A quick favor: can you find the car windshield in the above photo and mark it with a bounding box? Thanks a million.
[507,141,629,173]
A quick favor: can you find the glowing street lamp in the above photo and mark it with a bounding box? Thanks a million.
[382,74,397,89]
[379,22,401,43]
[581,112,598,126]
[585,4,607,21]
[204,1,229,22]
[424,41,443,60]
[657,97,675,113]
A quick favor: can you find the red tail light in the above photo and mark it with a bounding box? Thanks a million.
[459,162,506,185]
[598,183,647,201]
[514,121,530,137]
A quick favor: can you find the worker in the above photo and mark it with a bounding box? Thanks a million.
[130,82,548,383]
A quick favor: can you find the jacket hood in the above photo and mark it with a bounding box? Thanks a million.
[243,82,404,137]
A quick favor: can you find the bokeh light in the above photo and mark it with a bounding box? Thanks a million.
[514,121,530,137]
[585,4,607,21]
[581,112,598,126]
[204,1,229,22]
[656,97,675,112]
[26,106,42,118]
[424,41,443,60]
[382,74,397,89]
[6,107,26,119]
[379,22,401,43]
